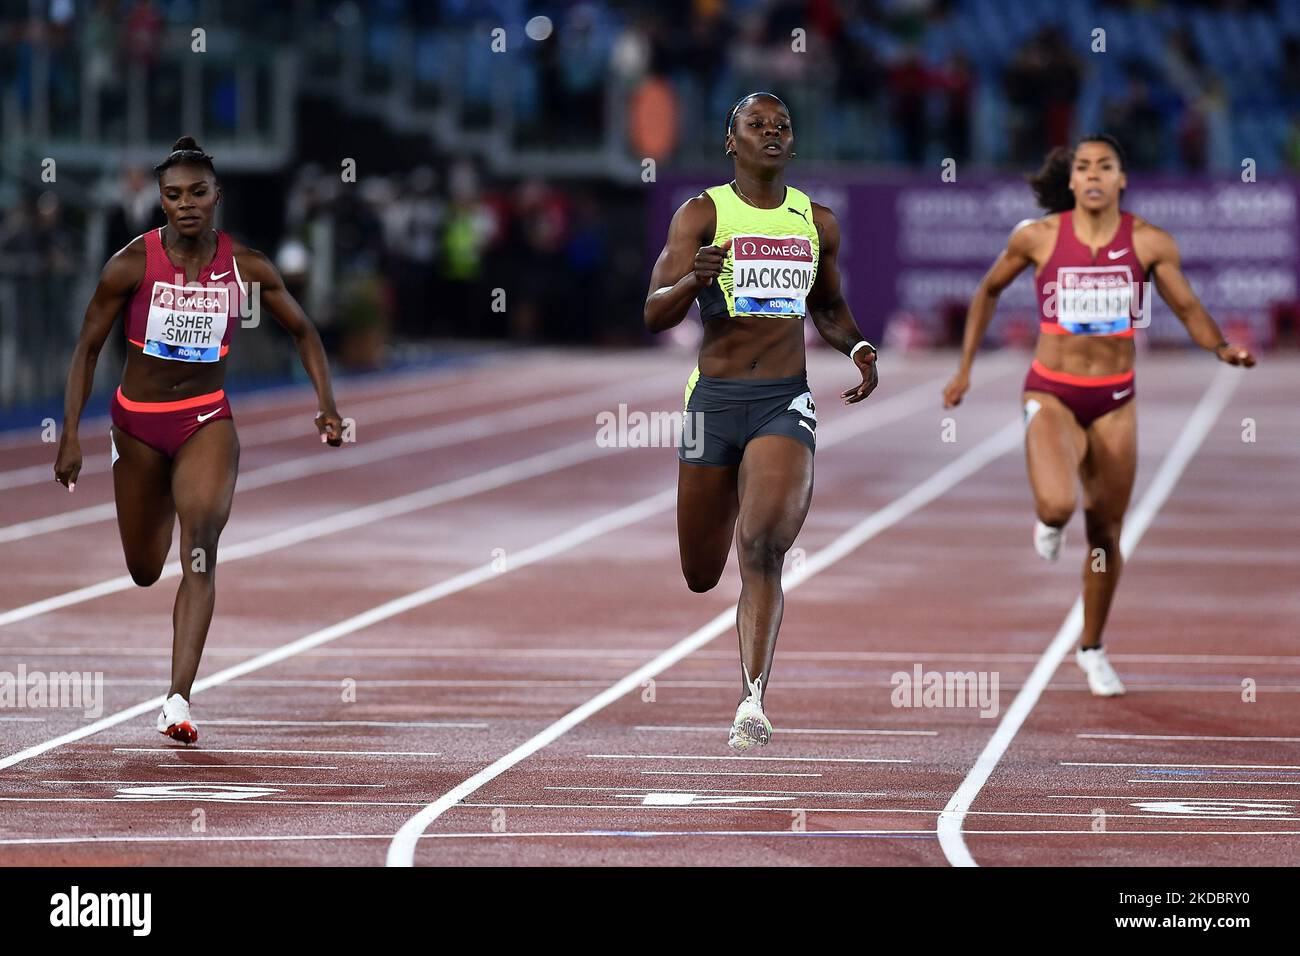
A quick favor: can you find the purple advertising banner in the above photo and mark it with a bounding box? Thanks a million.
[650,174,1299,348]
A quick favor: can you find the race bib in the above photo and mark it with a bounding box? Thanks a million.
[731,235,815,316]
[143,281,229,362]
[1054,266,1134,335]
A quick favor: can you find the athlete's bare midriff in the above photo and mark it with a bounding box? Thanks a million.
[698,314,806,379]
[1031,332,1135,379]
[120,344,227,403]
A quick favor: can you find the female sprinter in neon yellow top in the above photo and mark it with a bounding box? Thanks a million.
[644,92,878,751]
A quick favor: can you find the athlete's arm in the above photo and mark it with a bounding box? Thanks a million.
[237,249,345,445]
[1139,222,1256,367]
[808,203,877,404]
[54,247,142,490]
[943,219,1042,407]
[644,196,726,334]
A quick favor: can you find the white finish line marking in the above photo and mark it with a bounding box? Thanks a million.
[632,725,937,737]
[586,753,910,764]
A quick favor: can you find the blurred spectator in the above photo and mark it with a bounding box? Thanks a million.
[1104,68,1164,169]
[935,51,974,164]
[888,47,931,165]
[437,161,493,337]
[385,166,444,337]
[106,167,165,255]
[1006,27,1080,164]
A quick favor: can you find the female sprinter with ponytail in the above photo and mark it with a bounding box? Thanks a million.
[54,136,346,742]
[942,134,1255,695]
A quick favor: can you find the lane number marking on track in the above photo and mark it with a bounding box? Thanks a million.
[114,784,282,801]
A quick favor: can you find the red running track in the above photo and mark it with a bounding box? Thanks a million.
[0,347,1294,866]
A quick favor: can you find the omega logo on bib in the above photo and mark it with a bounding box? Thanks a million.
[730,234,815,317]
[144,280,229,362]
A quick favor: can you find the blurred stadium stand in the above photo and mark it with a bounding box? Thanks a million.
[1,0,1298,414]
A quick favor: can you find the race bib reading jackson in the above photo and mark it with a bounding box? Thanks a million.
[730,234,815,316]
[144,281,229,362]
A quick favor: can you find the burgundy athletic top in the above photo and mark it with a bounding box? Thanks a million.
[1036,210,1144,339]
[124,227,244,362]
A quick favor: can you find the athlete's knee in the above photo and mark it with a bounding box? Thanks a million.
[1037,496,1076,529]
[1084,511,1123,550]
[126,559,163,588]
[737,531,788,576]
[683,566,722,593]
[181,516,226,561]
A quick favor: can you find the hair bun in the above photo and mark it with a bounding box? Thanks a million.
[171,135,202,153]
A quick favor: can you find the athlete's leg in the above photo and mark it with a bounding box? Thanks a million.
[677,461,740,592]
[168,420,239,699]
[1023,390,1087,528]
[111,425,176,587]
[733,435,813,702]
[1078,400,1137,648]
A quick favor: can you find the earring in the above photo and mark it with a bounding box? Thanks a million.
[726,149,735,157]
[789,151,797,158]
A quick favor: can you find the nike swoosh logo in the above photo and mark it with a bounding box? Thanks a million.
[1112,388,1132,400]
[196,408,223,422]
[1106,249,1128,260]
[210,270,231,280]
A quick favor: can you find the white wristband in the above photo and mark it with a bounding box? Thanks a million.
[850,340,875,360]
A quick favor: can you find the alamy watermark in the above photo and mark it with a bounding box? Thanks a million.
[890,664,1000,718]
[596,405,704,458]
[0,665,104,718]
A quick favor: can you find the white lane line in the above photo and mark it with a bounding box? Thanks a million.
[1051,795,1300,802]
[632,725,937,736]
[0,716,45,722]
[641,771,822,778]
[386,416,1025,866]
[1128,779,1300,787]
[0,371,679,542]
[201,719,488,729]
[0,367,629,491]
[1080,733,1300,743]
[937,364,1243,868]
[160,764,339,770]
[587,754,909,764]
[0,371,955,772]
[0,829,936,848]
[37,779,383,788]
[545,787,886,797]
[455,802,930,815]
[0,796,424,807]
[1065,761,1300,769]
[111,748,441,757]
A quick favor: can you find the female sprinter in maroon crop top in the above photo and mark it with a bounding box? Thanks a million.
[54,136,346,743]
[942,134,1255,696]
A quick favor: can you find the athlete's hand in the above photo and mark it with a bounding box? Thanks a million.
[693,237,732,287]
[942,370,971,408]
[315,408,345,447]
[1214,342,1256,368]
[842,346,879,405]
[53,434,82,492]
